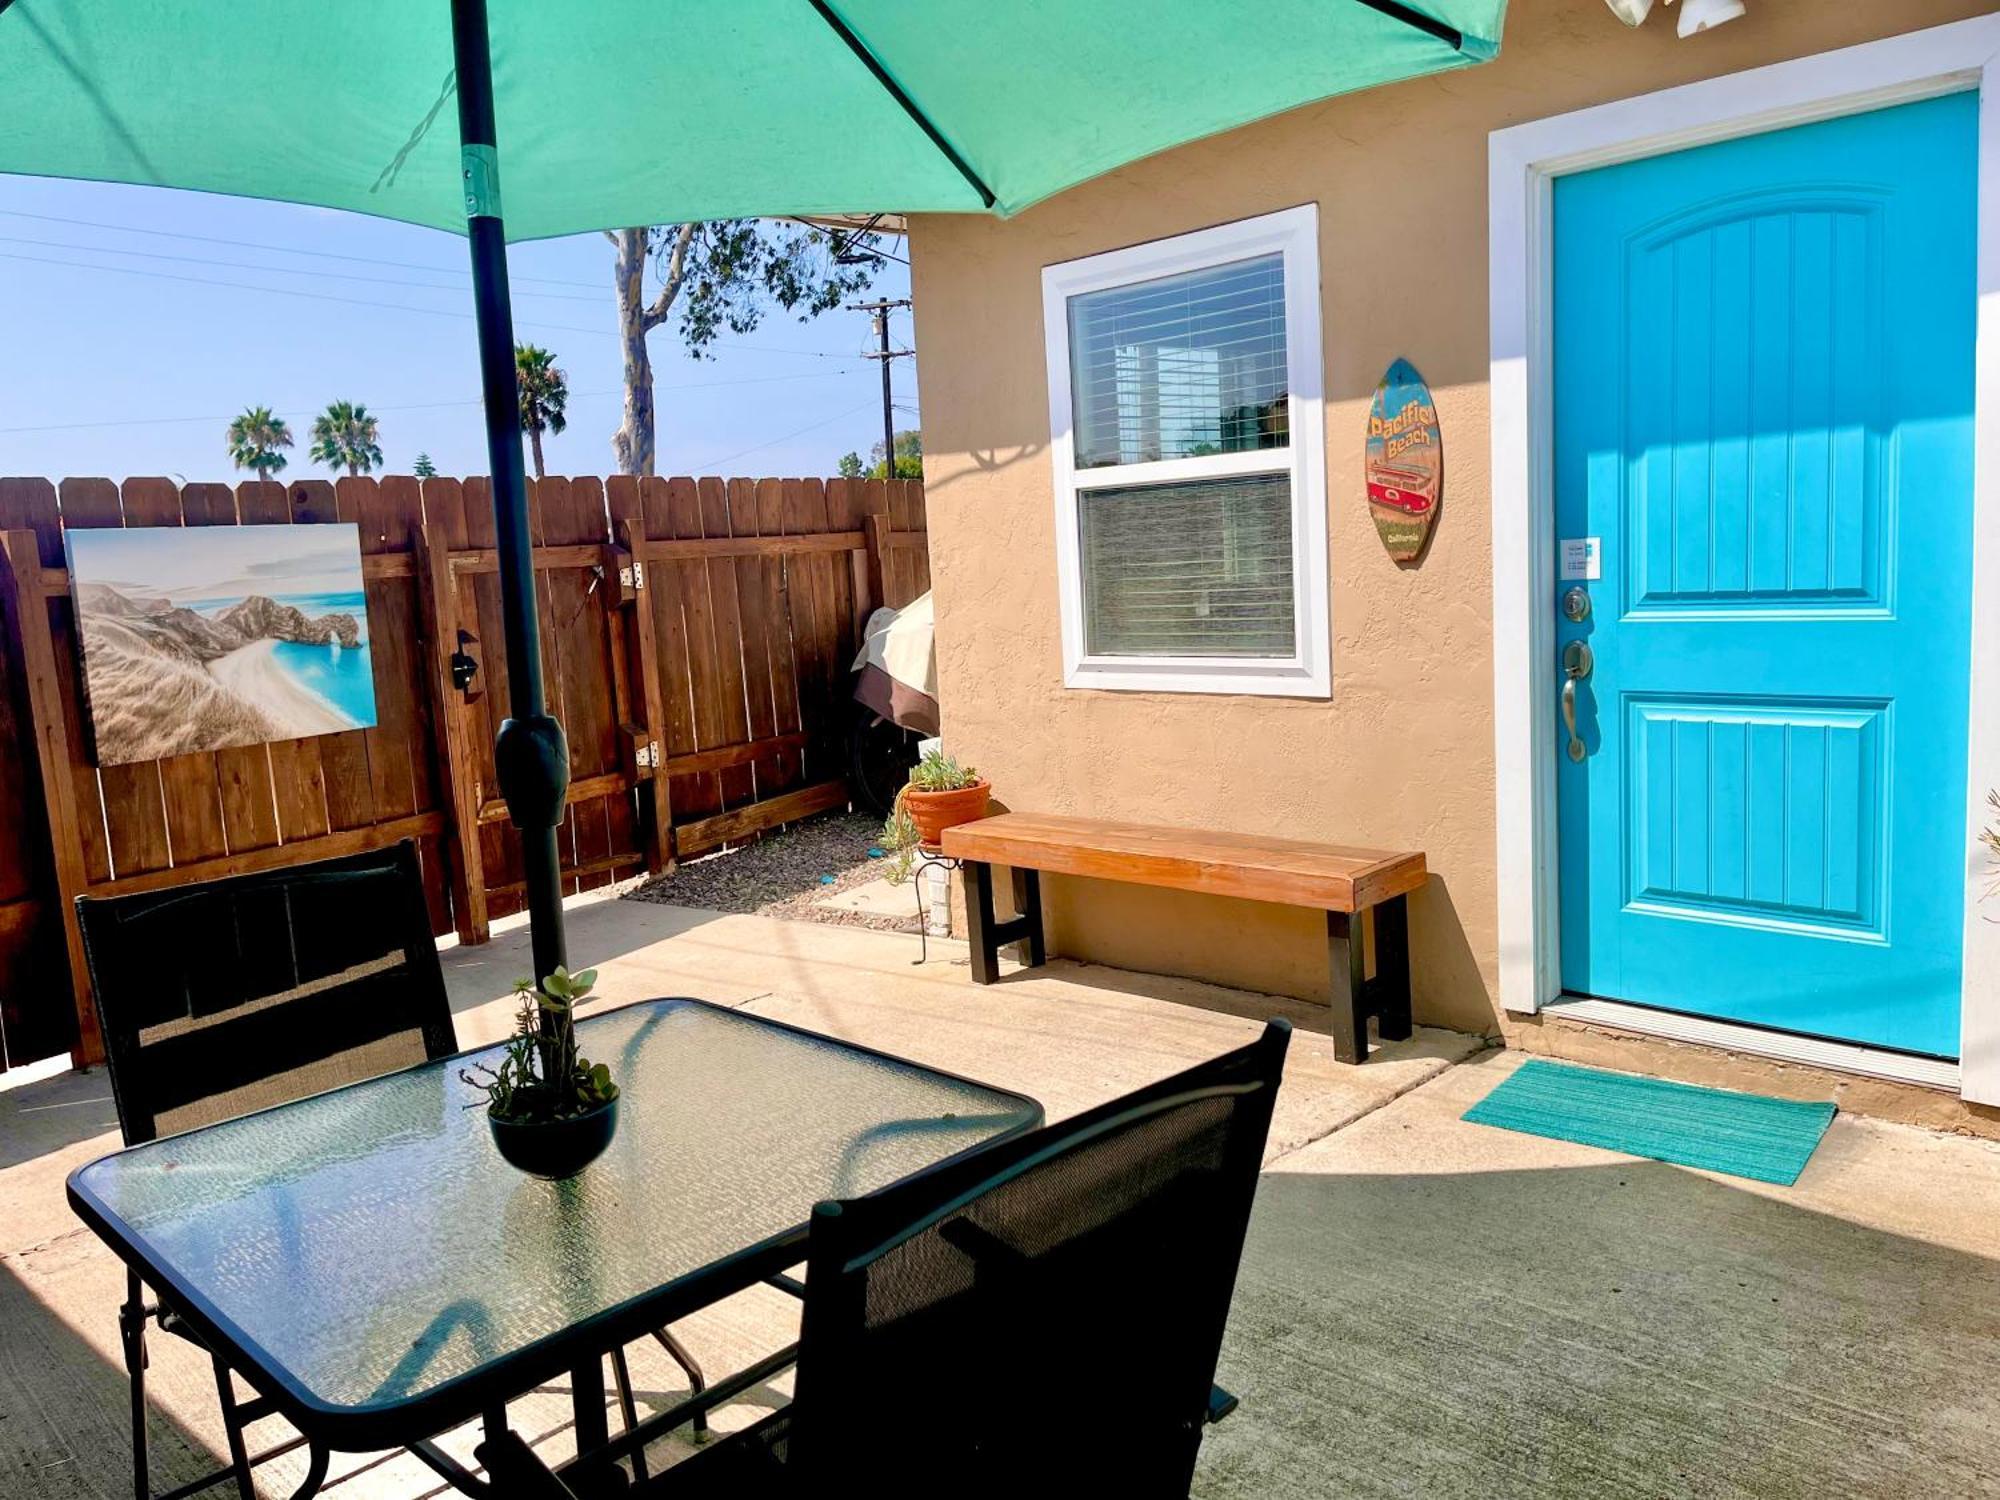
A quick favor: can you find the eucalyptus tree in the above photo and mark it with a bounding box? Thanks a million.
[607,220,882,475]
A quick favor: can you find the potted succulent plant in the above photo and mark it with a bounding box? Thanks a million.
[881,748,990,883]
[461,966,621,1179]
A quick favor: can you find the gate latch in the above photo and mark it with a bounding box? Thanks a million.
[450,630,480,694]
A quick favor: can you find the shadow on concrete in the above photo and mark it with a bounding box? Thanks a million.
[1404,875,1498,1040]
[442,894,728,1026]
[1199,1159,2000,1500]
[0,1255,215,1498]
[11,979,1998,1500]
[0,1063,117,1174]
[1019,958,1338,1039]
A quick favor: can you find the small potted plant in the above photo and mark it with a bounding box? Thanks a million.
[881,748,990,883]
[461,966,621,1179]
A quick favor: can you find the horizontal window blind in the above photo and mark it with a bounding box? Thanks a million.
[1069,253,1289,469]
[1079,472,1295,658]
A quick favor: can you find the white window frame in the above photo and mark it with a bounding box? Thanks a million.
[1041,204,1329,697]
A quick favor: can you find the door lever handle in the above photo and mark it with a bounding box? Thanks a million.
[1561,641,1594,763]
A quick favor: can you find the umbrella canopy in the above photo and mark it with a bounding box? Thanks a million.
[0,0,1504,237]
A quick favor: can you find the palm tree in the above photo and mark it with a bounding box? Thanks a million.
[514,344,568,480]
[309,401,383,477]
[225,406,293,484]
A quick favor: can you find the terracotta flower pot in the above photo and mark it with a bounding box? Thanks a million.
[902,779,991,850]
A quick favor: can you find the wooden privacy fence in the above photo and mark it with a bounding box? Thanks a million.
[0,473,931,1072]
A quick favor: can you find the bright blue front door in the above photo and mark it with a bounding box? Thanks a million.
[1553,95,1977,1058]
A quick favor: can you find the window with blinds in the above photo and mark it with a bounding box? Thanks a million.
[1068,254,1289,469]
[1044,206,1327,695]
[1079,474,1294,657]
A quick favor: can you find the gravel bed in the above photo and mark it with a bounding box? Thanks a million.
[625,809,926,934]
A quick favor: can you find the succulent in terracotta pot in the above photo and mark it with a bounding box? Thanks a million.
[881,749,990,883]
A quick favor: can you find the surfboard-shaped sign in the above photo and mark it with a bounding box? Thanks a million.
[1365,358,1442,563]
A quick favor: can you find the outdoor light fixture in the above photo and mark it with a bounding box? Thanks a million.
[1605,0,1746,33]
[1670,0,1747,35]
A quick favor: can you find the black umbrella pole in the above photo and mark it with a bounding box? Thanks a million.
[452,0,568,989]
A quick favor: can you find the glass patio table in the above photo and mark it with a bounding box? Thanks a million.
[67,998,1042,1487]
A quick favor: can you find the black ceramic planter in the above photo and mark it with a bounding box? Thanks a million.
[488,1096,620,1180]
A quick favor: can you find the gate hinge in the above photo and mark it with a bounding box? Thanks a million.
[634,740,661,771]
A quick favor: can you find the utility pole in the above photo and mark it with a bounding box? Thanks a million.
[850,296,913,477]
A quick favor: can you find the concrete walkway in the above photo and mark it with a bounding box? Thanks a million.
[4,891,1999,1497]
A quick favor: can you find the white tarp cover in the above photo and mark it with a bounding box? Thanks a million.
[854,592,936,700]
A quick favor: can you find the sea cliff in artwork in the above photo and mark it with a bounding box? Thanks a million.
[65,523,377,767]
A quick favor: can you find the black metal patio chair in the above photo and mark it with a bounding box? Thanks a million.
[79,841,457,1500]
[478,1017,1292,1499]
[80,839,714,1500]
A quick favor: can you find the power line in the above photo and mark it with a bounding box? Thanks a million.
[0,247,626,335]
[0,209,907,356]
[788,214,909,268]
[0,249,878,358]
[0,206,602,288]
[0,232,606,302]
[689,398,879,472]
[0,368,856,436]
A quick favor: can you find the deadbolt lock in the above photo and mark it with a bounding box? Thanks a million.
[1562,586,1592,623]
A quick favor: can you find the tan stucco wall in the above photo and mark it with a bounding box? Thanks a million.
[908,1,1996,1047]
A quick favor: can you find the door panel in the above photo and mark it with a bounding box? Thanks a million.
[1625,696,1884,937]
[1554,94,1976,1058]
[1631,201,1884,614]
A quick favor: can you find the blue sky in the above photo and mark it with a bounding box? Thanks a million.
[0,175,916,485]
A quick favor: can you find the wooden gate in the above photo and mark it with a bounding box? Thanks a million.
[0,473,930,1071]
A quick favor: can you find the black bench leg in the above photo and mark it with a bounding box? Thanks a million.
[965,859,1002,984]
[965,862,1046,984]
[1011,868,1046,967]
[1372,896,1413,1042]
[1327,910,1369,1065]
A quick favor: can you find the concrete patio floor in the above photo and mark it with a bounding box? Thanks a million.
[5,889,2000,1497]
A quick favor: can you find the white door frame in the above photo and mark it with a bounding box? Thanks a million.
[1488,15,2000,1103]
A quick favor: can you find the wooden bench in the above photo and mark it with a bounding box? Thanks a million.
[939,812,1427,1063]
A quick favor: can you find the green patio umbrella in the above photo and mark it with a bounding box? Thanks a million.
[0,0,1507,984]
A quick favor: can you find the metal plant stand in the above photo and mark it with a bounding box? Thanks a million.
[907,851,961,965]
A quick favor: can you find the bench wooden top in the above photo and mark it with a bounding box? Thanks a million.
[940,812,1425,913]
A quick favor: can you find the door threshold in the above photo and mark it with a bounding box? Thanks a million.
[1543,996,1961,1092]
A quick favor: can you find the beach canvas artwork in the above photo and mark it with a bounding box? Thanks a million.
[66,524,376,766]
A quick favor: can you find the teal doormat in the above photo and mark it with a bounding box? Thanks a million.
[1462,1059,1836,1186]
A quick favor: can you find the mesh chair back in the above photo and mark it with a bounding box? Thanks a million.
[789,1019,1290,1497]
[77,841,456,1145]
